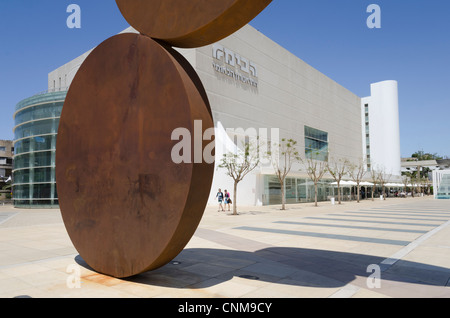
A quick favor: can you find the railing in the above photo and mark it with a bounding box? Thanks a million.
[34,87,69,96]
[15,88,68,113]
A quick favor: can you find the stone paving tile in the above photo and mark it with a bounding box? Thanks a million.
[0,197,449,299]
[243,278,341,298]
[188,277,261,298]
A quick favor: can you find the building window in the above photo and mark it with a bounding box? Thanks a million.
[263,175,335,205]
[364,103,371,171]
[305,126,328,161]
[13,90,66,208]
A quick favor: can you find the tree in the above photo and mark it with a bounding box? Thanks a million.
[401,174,410,198]
[327,157,349,205]
[411,150,443,161]
[402,170,415,197]
[266,138,301,210]
[409,151,442,187]
[303,152,328,207]
[377,169,391,200]
[218,138,260,215]
[411,176,417,198]
[348,159,366,203]
[369,168,379,201]
[421,176,430,195]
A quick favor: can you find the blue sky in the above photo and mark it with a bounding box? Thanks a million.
[0,0,449,158]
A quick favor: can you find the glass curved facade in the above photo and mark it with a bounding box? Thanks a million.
[13,90,67,208]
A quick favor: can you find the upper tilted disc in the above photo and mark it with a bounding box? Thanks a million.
[116,0,272,48]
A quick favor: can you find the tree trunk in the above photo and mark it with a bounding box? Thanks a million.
[280,179,285,210]
[314,182,318,207]
[337,183,341,204]
[233,181,238,215]
[357,185,360,203]
[371,186,374,201]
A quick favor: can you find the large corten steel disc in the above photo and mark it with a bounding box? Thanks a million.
[56,33,214,278]
[115,0,272,48]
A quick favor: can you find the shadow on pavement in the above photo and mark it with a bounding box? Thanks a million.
[75,246,450,291]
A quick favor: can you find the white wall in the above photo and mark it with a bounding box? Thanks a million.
[48,50,92,91]
[196,25,363,205]
[48,27,138,91]
[363,81,401,178]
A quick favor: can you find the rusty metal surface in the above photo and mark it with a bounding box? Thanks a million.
[56,0,272,278]
[116,0,273,48]
[56,33,214,278]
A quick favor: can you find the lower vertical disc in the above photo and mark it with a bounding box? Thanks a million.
[56,33,214,278]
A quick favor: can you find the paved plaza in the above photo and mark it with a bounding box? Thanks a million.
[0,196,449,298]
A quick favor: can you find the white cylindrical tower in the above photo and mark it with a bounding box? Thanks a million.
[364,80,401,177]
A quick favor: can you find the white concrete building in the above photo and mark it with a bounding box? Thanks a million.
[361,81,401,178]
[48,25,401,206]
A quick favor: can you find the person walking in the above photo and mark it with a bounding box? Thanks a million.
[224,189,232,211]
[216,189,224,212]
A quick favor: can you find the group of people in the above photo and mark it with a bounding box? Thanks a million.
[215,188,232,212]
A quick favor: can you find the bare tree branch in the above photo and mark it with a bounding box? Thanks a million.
[266,138,301,210]
[303,152,328,207]
[327,157,350,205]
[348,158,366,203]
[218,138,260,215]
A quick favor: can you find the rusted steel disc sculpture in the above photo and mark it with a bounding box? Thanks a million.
[56,34,214,278]
[116,0,272,48]
[56,0,272,278]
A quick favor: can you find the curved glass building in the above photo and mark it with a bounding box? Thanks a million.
[13,90,67,208]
